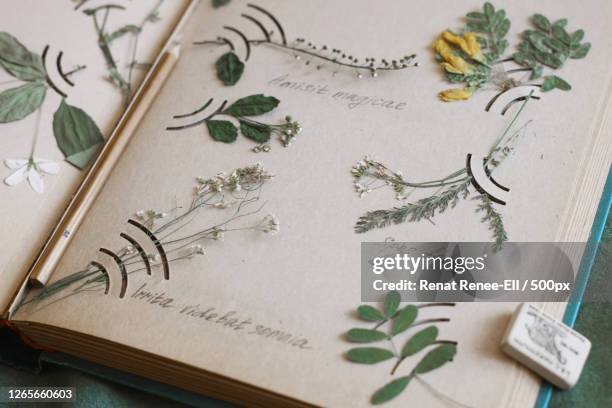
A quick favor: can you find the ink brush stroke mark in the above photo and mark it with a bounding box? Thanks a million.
[247,3,287,45]
[166,100,228,131]
[483,158,510,193]
[223,26,251,61]
[56,51,75,87]
[466,153,507,205]
[99,247,128,298]
[90,261,110,295]
[241,13,271,42]
[128,219,170,280]
[120,232,151,275]
[42,45,68,98]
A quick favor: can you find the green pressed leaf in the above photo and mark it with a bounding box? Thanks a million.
[483,2,494,18]
[527,31,550,53]
[53,100,104,169]
[215,52,244,86]
[346,328,388,343]
[543,37,567,53]
[466,21,488,33]
[530,65,543,80]
[534,49,564,69]
[105,25,141,43]
[383,291,401,317]
[466,12,485,20]
[401,326,439,357]
[346,347,394,364]
[371,376,412,405]
[532,14,551,32]
[496,19,511,39]
[0,82,46,123]
[239,120,271,143]
[357,305,385,322]
[571,29,585,44]
[224,94,280,117]
[541,75,571,92]
[552,25,571,45]
[206,120,238,143]
[414,344,457,374]
[212,0,231,7]
[570,43,591,59]
[0,32,45,81]
[391,305,418,336]
[552,18,568,28]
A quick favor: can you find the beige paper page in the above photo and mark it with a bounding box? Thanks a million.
[15,1,612,407]
[0,0,190,313]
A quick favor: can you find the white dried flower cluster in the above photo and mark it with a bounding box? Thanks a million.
[255,214,280,234]
[277,116,302,147]
[351,156,407,200]
[134,209,168,229]
[196,163,274,196]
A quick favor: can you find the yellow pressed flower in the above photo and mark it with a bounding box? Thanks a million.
[442,31,470,54]
[432,37,453,60]
[441,31,485,62]
[464,33,482,58]
[438,88,474,102]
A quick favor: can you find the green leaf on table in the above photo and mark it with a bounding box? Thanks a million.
[240,120,271,143]
[552,25,571,45]
[53,100,104,169]
[532,14,551,32]
[570,43,591,59]
[207,120,238,143]
[571,29,585,44]
[552,18,568,29]
[401,326,439,357]
[213,0,231,8]
[357,305,385,322]
[383,290,401,317]
[0,32,45,81]
[483,2,494,18]
[371,376,412,405]
[541,75,571,92]
[346,347,394,364]
[414,344,457,374]
[216,52,244,86]
[0,82,46,123]
[391,305,418,336]
[224,94,280,117]
[347,328,388,343]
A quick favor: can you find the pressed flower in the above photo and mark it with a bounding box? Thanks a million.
[438,88,474,102]
[4,157,60,193]
[433,34,474,74]
[441,31,484,62]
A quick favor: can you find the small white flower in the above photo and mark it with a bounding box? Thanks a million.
[255,214,280,234]
[4,157,60,193]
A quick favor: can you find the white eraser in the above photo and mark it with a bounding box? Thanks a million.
[501,303,591,389]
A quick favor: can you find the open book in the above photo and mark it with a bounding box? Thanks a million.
[3,1,612,406]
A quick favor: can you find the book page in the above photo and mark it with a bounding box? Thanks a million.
[14,1,612,406]
[0,0,191,313]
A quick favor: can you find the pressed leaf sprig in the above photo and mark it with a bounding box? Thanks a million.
[19,163,279,308]
[167,94,302,150]
[434,2,591,105]
[0,32,104,172]
[194,3,418,86]
[352,95,533,250]
[345,291,462,405]
[78,1,164,107]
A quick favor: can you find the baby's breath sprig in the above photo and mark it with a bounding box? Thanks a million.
[78,0,164,107]
[353,95,533,249]
[194,3,418,86]
[345,291,464,405]
[434,2,591,104]
[19,164,279,309]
